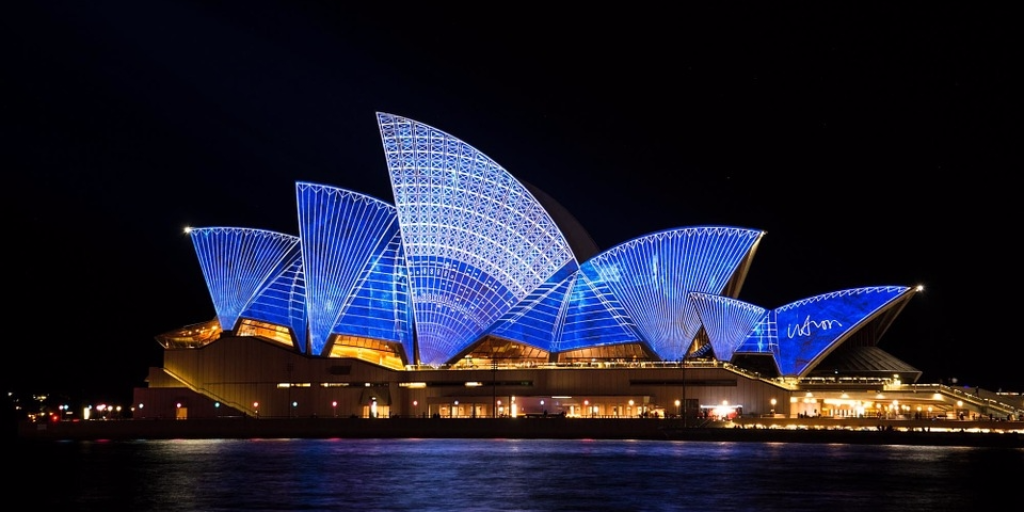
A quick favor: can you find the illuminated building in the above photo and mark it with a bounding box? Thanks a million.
[133,113,1020,424]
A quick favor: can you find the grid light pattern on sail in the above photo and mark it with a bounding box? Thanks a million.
[583,227,764,361]
[240,247,306,352]
[297,183,401,356]
[377,112,575,364]
[689,292,766,362]
[772,286,911,377]
[189,227,300,334]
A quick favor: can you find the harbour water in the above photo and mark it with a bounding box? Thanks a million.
[10,437,1021,511]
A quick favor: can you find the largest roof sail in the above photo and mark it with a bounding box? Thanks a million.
[377,112,577,364]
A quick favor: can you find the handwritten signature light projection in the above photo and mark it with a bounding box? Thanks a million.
[689,292,766,362]
[377,112,575,364]
[297,183,404,357]
[773,286,911,376]
[189,227,301,334]
[580,227,764,361]
[744,286,913,377]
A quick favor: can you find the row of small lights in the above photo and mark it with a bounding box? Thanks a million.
[105,394,964,419]
[137,397,745,417]
[30,403,125,423]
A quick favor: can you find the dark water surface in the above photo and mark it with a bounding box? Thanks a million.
[11,438,1022,511]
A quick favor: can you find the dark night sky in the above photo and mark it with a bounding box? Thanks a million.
[4,2,1018,404]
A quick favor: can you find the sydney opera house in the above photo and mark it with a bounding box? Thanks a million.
[132,113,1021,425]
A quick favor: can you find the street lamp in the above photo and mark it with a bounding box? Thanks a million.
[675,399,681,418]
[770,398,777,416]
[253,402,259,418]
[332,400,337,417]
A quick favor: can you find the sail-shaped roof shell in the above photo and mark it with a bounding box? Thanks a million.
[376,112,577,364]
[296,182,405,356]
[689,292,766,362]
[189,227,300,334]
[735,286,914,377]
[581,227,764,361]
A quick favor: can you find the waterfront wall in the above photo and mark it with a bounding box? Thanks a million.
[18,416,676,441]
[18,415,1024,448]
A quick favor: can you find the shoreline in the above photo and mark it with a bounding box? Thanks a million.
[15,417,1024,448]
[660,426,1024,448]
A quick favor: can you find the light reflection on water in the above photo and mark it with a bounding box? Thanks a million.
[13,438,1021,511]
